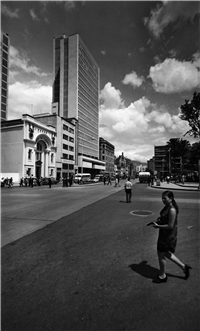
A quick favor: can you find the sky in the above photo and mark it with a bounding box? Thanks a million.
[2,0,200,163]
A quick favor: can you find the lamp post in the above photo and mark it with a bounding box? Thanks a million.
[168,148,171,176]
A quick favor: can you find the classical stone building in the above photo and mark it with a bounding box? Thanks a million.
[1,114,57,182]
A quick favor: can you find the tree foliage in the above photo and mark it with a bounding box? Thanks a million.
[179,91,200,138]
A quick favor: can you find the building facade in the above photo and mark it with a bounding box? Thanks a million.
[1,32,10,122]
[1,114,57,182]
[154,145,168,177]
[99,137,115,173]
[34,112,77,180]
[52,33,104,175]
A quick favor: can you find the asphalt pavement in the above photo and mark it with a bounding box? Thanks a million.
[1,180,199,331]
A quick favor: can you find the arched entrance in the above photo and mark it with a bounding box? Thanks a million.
[35,135,52,178]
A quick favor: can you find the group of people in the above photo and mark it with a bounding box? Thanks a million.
[103,175,120,186]
[1,177,13,188]
[62,176,73,187]
[19,176,39,187]
[124,176,192,283]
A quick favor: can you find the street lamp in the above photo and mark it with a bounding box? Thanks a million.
[168,148,171,176]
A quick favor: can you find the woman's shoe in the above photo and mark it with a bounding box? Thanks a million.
[184,264,192,280]
[153,275,168,283]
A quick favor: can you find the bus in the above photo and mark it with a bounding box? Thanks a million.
[139,172,150,183]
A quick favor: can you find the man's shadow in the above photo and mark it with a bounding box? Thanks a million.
[128,261,185,280]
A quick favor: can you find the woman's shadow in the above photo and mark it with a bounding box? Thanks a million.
[128,261,185,280]
[128,261,158,279]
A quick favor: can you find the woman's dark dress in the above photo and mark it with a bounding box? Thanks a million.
[157,205,178,253]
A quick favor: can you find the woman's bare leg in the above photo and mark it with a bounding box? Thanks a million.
[157,251,167,278]
[165,251,185,270]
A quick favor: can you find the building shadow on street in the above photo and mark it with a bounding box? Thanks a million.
[128,260,185,280]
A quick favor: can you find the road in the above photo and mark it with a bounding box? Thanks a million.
[1,181,125,247]
[1,182,199,331]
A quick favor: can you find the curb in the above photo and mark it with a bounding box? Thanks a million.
[151,185,199,192]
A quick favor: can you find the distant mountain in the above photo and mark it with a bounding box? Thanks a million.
[133,160,147,166]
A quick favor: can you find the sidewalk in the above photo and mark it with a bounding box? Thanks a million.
[151,181,199,191]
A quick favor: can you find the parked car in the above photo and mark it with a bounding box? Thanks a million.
[93,174,104,182]
[41,177,58,185]
[74,173,91,184]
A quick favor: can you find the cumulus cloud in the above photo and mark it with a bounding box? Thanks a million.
[122,71,144,88]
[100,82,124,109]
[30,9,39,21]
[149,55,200,93]
[9,45,49,79]
[39,0,86,10]
[1,4,19,18]
[8,81,52,120]
[99,83,190,161]
[144,1,199,39]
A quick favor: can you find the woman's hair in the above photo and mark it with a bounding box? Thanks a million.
[162,190,179,214]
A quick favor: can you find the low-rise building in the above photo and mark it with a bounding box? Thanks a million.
[1,114,57,183]
[99,137,115,173]
[34,112,77,180]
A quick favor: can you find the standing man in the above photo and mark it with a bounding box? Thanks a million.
[124,177,132,203]
[48,177,52,188]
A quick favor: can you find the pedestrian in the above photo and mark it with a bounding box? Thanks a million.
[24,177,28,187]
[8,177,13,188]
[48,177,52,188]
[124,177,132,203]
[103,176,106,185]
[117,175,120,186]
[151,190,192,283]
[62,177,66,187]
[114,177,118,187]
[107,176,112,185]
[20,177,23,187]
[30,175,34,187]
[69,175,73,186]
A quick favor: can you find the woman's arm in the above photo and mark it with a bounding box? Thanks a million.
[153,208,176,230]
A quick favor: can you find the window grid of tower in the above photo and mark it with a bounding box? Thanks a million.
[78,40,99,157]
[1,32,9,121]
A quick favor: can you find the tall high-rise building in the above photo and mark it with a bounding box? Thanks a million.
[52,34,100,171]
[1,32,10,122]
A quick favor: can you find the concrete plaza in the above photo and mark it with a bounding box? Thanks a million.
[1,180,199,331]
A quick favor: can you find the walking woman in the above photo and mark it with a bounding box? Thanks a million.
[152,190,192,283]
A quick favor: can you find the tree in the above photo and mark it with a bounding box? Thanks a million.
[179,91,200,138]
[179,92,200,189]
[166,138,191,174]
